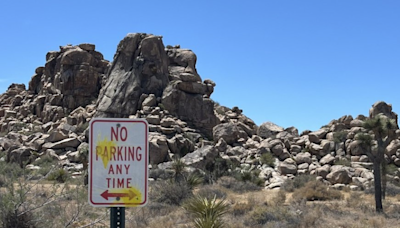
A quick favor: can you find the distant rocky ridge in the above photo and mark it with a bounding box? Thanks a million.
[0,33,399,190]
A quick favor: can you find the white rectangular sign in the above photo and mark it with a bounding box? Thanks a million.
[88,118,148,207]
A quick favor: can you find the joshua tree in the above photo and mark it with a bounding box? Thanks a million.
[356,114,397,213]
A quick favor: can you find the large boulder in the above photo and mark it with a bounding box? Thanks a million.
[369,101,398,126]
[181,145,219,170]
[149,133,170,164]
[326,166,352,184]
[257,122,284,139]
[213,123,242,145]
[8,146,32,166]
[162,82,218,138]
[294,152,312,164]
[96,33,169,117]
[167,134,195,157]
[386,139,400,156]
[278,158,297,175]
[348,140,365,156]
[42,138,81,150]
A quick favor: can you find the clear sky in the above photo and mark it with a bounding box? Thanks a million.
[0,1,399,133]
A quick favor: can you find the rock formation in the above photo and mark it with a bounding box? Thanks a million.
[96,33,169,118]
[0,33,400,192]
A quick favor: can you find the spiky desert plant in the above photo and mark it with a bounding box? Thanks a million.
[171,157,186,182]
[183,195,229,228]
[186,173,204,189]
[357,114,397,213]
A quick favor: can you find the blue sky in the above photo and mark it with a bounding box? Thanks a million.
[0,1,399,133]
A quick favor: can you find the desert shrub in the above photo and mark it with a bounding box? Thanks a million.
[244,205,299,227]
[292,180,343,201]
[149,168,174,180]
[46,168,70,183]
[365,183,400,196]
[260,152,275,167]
[231,202,253,217]
[281,174,316,192]
[205,157,238,184]
[270,190,286,206]
[183,195,229,228]
[0,174,6,187]
[149,180,193,205]
[345,191,373,213]
[32,154,56,167]
[197,184,227,200]
[0,161,25,177]
[334,158,351,167]
[1,209,36,228]
[217,176,262,193]
[233,169,264,187]
[171,157,186,181]
[186,172,205,189]
[386,163,398,175]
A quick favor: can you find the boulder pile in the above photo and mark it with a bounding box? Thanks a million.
[0,33,399,190]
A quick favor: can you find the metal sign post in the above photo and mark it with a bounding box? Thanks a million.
[110,207,125,228]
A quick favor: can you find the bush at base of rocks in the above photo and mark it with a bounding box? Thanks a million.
[46,168,70,183]
[244,205,299,227]
[260,152,275,168]
[196,184,227,200]
[233,170,264,187]
[217,176,262,193]
[149,180,193,205]
[364,183,400,197]
[292,180,343,202]
[281,174,316,192]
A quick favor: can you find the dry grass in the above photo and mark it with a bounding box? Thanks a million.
[2,172,400,228]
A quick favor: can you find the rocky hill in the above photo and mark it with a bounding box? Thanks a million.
[0,33,399,190]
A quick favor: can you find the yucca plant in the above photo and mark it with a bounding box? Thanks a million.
[186,173,204,189]
[171,157,186,182]
[183,195,229,228]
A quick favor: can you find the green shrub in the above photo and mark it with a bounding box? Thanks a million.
[205,157,238,184]
[32,154,57,167]
[217,176,262,193]
[1,209,36,228]
[334,158,351,167]
[171,157,186,181]
[244,205,299,227]
[270,190,286,206]
[0,161,25,179]
[232,169,264,187]
[196,184,227,200]
[281,174,316,192]
[149,180,193,205]
[260,152,275,167]
[183,195,229,228]
[46,168,70,183]
[365,183,400,197]
[186,172,205,189]
[292,180,343,201]
[231,202,253,217]
[386,163,398,175]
